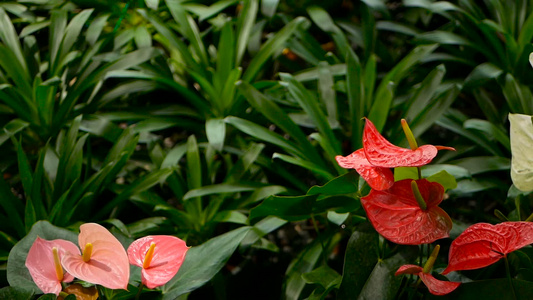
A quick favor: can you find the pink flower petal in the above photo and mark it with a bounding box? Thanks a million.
[25,237,79,295]
[62,223,129,290]
[362,119,447,168]
[128,236,189,289]
[361,179,452,245]
[335,149,394,190]
[419,272,460,296]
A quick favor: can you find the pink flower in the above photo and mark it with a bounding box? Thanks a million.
[61,223,130,290]
[127,236,189,289]
[395,264,460,296]
[25,237,80,295]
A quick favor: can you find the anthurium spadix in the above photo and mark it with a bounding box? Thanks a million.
[127,235,189,289]
[61,223,130,290]
[25,237,80,295]
[361,179,452,245]
[443,222,533,274]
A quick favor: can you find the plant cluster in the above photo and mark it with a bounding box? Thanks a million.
[0,0,533,299]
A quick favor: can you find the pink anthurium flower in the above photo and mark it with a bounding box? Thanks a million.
[61,223,130,290]
[361,179,452,245]
[395,265,460,296]
[25,237,80,295]
[336,119,454,190]
[443,222,533,274]
[127,235,189,289]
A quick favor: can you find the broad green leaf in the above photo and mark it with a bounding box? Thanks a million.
[302,265,341,291]
[451,156,510,175]
[250,194,318,222]
[285,238,326,300]
[261,0,279,17]
[405,64,445,122]
[509,113,533,191]
[357,251,410,299]
[464,119,510,151]
[464,62,503,88]
[273,153,334,181]
[337,223,379,299]
[0,175,25,238]
[427,170,457,191]
[7,221,78,294]
[161,226,251,299]
[307,171,359,196]
[0,287,33,300]
[0,118,29,146]
[241,216,287,247]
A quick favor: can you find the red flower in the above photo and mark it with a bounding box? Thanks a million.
[361,179,452,245]
[128,235,189,289]
[396,264,460,296]
[443,222,533,274]
[336,119,453,190]
[362,118,453,168]
[336,149,394,190]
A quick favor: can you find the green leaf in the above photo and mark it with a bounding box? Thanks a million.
[307,171,359,196]
[0,287,33,300]
[235,0,257,66]
[509,113,533,192]
[250,194,318,222]
[356,251,410,299]
[285,238,325,300]
[161,226,251,299]
[206,118,225,151]
[426,170,457,191]
[243,16,308,82]
[183,184,256,200]
[337,223,379,299]
[7,221,78,294]
[302,265,341,290]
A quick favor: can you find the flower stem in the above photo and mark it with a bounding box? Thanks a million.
[504,256,517,300]
[135,283,144,300]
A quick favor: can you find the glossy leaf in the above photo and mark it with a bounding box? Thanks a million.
[361,179,452,245]
[443,222,533,274]
[161,226,251,299]
[363,119,453,168]
[335,149,394,190]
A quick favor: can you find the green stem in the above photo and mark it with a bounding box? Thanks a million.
[504,256,517,300]
[310,214,327,264]
[135,283,144,300]
[417,167,422,180]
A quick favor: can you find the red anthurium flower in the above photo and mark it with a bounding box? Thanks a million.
[396,265,460,296]
[335,149,394,190]
[363,118,454,168]
[61,223,130,290]
[443,222,533,274]
[127,235,189,289]
[25,237,80,295]
[361,179,452,245]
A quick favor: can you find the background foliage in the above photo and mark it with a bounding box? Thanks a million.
[0,0,532,299]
